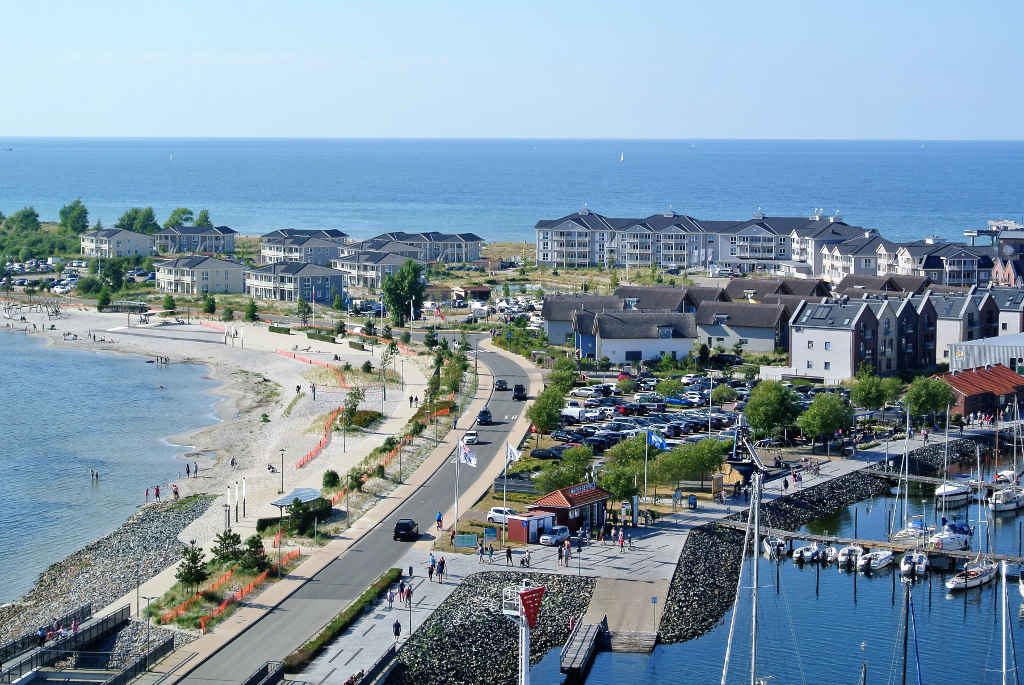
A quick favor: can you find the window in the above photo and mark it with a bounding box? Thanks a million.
[1003,322,1008,330]
[824,361,831,370]
[806,360,814,369]
[807,340,814,349]
[739,338,749,345]
[824,341,831,350]
[943,350,949,358]
[716,337,724,343]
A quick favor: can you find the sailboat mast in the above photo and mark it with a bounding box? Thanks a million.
[1002,560,1008,685]
[750,472,760,685]
[902,581,910,685]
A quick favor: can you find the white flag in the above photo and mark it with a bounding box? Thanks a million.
[506,442,520,463]
[459,439,477,467]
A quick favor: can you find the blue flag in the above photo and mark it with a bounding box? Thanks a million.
[647,430,666,450]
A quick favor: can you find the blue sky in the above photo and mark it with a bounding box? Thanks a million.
[4,1,1022,139]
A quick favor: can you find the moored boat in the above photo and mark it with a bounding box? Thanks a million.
[762,536,786,559]
[945,558,998,591]
[858,549,894,571]
[900,550,928,576]
[793,543,820,563]
[837,544,863,567]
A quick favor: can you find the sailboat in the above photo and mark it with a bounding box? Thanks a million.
[619,151,624,162]
[720,472,763,685]
[990,399,1024,512]
[892,408,934,543]
[946,447,998,592]
[930,407,973,551]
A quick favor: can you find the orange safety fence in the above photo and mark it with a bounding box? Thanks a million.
[329,487,347,506]
[201,321,226,332]
[199,549,301,634]
[159,565,238,624]
[272,529,283,548]
[274,349,350,388]
[296,406,343,469]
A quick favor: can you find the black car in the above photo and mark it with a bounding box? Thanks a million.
[495,379,509,391]
[581,436,608,453]
[551,430,582,442]
[623,402,646,415]
[549,444,583,458]
[513,384,527,401]
[530,448,559,460]
[477,407,493,425]
[711,353,744,367]
[393,519,419,541]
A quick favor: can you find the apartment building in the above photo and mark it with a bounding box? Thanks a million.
[80,229,153,258]
[352,231,484,264]
[987,287,1024,335]
[886,240,991,287]
[789,301,879,380]
[819,235,895,283]
[541,295,622,344]
[330,251,422,289]
[155,226,237,254]
[260,229,349,265]
[910,289,998,364]
[590,311,697,364]
[612,285,728,313]
[695,301,789,353]
[244,263,346,303]
[156,256,246,295]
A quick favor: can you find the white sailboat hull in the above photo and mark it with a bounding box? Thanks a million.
[945,562,998,591]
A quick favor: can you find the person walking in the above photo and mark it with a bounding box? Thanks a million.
[145,487,149,502]
[194,461,198,478]
[387,589,395,609]
[487,544,494,564]
[626,531,632,550]
[409,395,414,408]
[506,546,513,566]
[478,543,484,564]
[436,511,443,530]
[185,463,190,478]
[449,528,455,548]
[393,619,401,642]
[427,563,435,582]
[154,485,160,501]
[406,585,414,607]
[398,580,405,602]
[782,478,789,493]
[557,545,564,567]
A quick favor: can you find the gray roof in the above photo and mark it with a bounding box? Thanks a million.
[613,286,687,311]
[246,262,344,277]
[333,251,414,267]
[542,295,622,322]
[695,302,786,328]
[82,228,151,240]
[828,235,894,256]
[593,311,698,339]
[262,228,348,240]
[157,225,237,236]
[157,256,244,270]
[794,302,869,329]
[372,231,484,244]
[910,292,974,319]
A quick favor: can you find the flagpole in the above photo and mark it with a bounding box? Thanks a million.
[503,448,509,545]
[455,443,461,540]
[644,432,649,500]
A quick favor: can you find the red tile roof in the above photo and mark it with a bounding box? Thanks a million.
[529,482,610,509]
[935,364,1024,397]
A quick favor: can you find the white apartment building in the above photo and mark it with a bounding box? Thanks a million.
[354,231,484,264]
[80,229,154,258]
[244,263,346,303]
[260,229,349,266]
[156,256,246,295]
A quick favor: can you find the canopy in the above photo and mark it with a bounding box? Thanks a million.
[271,488,322,508]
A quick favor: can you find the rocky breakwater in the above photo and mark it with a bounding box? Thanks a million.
[0,495,214,643]
[659,470,891,643]
[389,572,594,685]
[892,437,983,474]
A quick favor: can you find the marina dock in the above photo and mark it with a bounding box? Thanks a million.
[559,620,603,677]
[581,577,667,652]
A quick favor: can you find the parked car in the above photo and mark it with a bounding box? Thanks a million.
[539,525,571,546]
[570,386,599,398]
[531,448,559,460]
[581,436,608,453]
[487,507,517,524]
[477,407,493,425]
[551,430,582,443]
[463,430,479,445]
[712,353,744,367]
[393,518,419,541]
[495,379,509,391]
[549,444,582,458]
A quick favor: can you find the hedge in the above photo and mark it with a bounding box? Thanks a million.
[269,326,291,335]
[283,567,402,671]
[306,331,335,343]
[348,341,365,351]
[255,497,332,533]
[350,409,383,428]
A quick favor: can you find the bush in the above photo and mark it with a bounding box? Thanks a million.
[361,360,373,373]
[269,325,291,335]
[348,341,364,351]
[306,331,334,343]
[343,362,353,371]
[401,331,411,344]
[221,307,234,322]
[350,409,383,428]
[381,324,392,339]
[323,470,341,488]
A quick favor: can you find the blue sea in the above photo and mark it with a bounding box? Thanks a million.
[0,333,219,602]
[0,139,1022,242]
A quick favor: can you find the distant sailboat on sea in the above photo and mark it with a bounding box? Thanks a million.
[169,152,174,161]
[619,151,623,162]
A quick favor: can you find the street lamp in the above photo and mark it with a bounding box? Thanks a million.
[272,503,286,577]
[278,449,284,494]
[142,595,158,669]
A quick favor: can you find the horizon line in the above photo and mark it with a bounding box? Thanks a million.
[1,135,1024,143]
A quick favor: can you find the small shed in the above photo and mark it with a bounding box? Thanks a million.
[527,482,610,534]
[507,512,556,544]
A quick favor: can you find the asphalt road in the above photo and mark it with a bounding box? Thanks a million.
[182,336,530,684]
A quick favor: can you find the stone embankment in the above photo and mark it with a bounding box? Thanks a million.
[0,496,214,642]
[388,572,594,685]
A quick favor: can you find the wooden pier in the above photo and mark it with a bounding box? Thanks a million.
[559,621,602,676]
[715,519,1024,565]
[870,470,1015,491]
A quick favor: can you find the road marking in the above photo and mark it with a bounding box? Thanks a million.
[344,647,363,665]
[362,623,375,636]
[328,650,344,663]
[319,667,337,684]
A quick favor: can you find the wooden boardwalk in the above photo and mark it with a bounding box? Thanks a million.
[560,622,601,675]
[715,519,1024,564]
[870,470,1015,490]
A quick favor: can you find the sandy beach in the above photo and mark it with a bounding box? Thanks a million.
[0,301,430,639]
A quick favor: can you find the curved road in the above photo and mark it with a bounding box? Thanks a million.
[182,334,530,683]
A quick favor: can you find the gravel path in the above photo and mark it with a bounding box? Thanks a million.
[0,495,214,643]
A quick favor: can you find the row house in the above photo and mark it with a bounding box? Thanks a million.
[80,229,153,258]
[695,301,790,354]
[155,225,237,255]
[818,235,893,283]
[359,231,484,264]
[260,229,349,265]
[589,311,698,364]
[244,263,346,304]
[991,258,1024,287]
[156,256,246,295]
[886,240,991,287]
[909,289,998,365]
[330,251,422,289]
[612,285,728,313]
[987,287,1024,335]
[789,216,871,276]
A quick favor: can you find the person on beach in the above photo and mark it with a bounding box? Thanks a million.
[436,511,443,530]
[145,487,149,502]
[194,461,198,477]
[172,484,179,500]
[487,544,494,563]
[409,395,414,408]
[437,557,446,583]
[387,589,395,609]
[185,463,190,478]
[154,485,160,501]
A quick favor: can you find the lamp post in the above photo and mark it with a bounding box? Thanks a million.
[278,449,284,494]
[272,503,286,577]
[142,595,158,669]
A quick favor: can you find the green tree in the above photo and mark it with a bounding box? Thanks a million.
[690,438,730,487]
[58,199,89,233]
[211,529,243,565]
[4,207,40,232]
[221,306,234,322]
[502,283,511,299]
[535,446,592,494]
[797,393,854,452]
[549,357,579,394]
[697,343,710,368]
[202,295,216,314]
[339,385,367,450]
[296,296,312,325]
[744,381,801,435]
[711,383,737,405]
[423,328,438,349]
[115,207,160,235]
[905,376,956,421]
[362,317,377,337]
[104,260,126,291]
[333,293,344,311]
[163,294,177,311]
[617,377,637,394]
[598,457,641,500]
[174,540,210,595]
[401,330,411,344]
[244,299,258,322]
[334,319,347,336]
[322,469,341,488]
[880,376,903,421]
[527,387,563,441]
[194,209,213,228]
[655,379,684,397]
[609,270,619,291]
[850,373,886,412]
[381,259,426,326]
[163,207,194,230]
[240,534,270,572]
[97,286,111,310]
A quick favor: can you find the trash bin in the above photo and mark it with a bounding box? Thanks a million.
[688,494,698,511]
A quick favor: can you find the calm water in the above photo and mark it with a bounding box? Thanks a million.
[0,333,219,602]
[533,483,1024,684]
[0,139,1022,241]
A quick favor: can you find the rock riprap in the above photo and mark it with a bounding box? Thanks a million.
[390,571,594,685]
[0,496,214,643]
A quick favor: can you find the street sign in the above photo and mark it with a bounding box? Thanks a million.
[454,534,478,548]
[521,519,529,528]
[651,596,658,604]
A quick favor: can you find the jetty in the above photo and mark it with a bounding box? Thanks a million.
[870,470,1016,490]
[581,577,667,652]
[559,619,604,677]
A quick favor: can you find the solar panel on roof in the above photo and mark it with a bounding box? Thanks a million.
[811,305,830,319]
